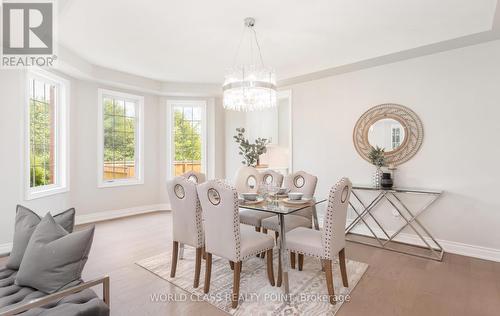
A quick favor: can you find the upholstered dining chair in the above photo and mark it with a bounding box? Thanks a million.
[261,171,318,268]
[234,166,269,238]
[197,180,275,309]
[259,169,284,188]
[166,176,204,288]
[233,166,260,193]
[285,178,352,304]
[182,170,206,184]
[239,169,284,237]
[261,171,318,233]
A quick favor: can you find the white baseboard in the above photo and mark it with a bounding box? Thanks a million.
[347,219,500,262]
[76,203,171,225]
[0,242,12,256]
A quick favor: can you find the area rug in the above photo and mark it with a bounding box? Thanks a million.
[136,245,368,315]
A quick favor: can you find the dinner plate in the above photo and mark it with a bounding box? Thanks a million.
[282,198,312,205]
[239,197,265,205]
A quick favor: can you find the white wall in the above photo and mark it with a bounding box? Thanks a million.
[282,40,500,253]
[70,80,163,214]
[0,69,225,249]
[0,70,164,247]
[224,110,247,180]
[0,70,72,249]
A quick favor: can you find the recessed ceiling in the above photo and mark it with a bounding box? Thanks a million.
[58,0,497,83]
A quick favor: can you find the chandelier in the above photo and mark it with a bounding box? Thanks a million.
[222,17,277,112]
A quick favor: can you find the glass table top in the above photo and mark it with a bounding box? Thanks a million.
[238,196,327,215]
[352,184,442,195]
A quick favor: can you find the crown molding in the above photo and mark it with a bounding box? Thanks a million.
[55,45,221,97]
[279,1,500,87]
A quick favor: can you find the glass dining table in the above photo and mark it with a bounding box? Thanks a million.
[239,196,327,295]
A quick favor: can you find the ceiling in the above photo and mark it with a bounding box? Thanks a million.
[58,0,498,84]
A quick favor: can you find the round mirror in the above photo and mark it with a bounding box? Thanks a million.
[353,104,424,166]
[367,118,406,152]
[247,175,257,189]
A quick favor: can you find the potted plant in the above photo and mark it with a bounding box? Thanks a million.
[368,146,387,188]
[233,128,270,167]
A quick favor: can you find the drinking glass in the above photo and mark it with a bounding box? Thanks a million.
[268,185,280,206]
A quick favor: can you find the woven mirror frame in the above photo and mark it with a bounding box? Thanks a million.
[353,104,424,166]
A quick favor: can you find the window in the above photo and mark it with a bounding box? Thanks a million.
[392,126,402,150]
[25,70,69,200]
[98,89,144,187]
[167,100,207,178]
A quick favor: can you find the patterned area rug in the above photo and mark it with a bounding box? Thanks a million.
[136,246,368,315]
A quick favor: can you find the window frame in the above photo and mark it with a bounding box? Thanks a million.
[166,99,207,180]
[97,89,144,188]
[24,69,70,200]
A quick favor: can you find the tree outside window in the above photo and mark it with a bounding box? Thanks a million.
[173,106,202,176]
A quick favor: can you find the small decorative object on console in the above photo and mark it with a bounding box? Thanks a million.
[368,146,387,188]
[381,173,393,189]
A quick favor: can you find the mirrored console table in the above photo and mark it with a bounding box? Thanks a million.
[346,185,444,261]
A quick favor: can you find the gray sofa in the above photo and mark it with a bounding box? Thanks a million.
[0,267,109,316]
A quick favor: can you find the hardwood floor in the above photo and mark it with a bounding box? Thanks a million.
[4,212,499,315]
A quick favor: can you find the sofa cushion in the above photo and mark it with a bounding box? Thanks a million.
[15,214,94,294]
[0,267,109,316]
[7,205,75,270]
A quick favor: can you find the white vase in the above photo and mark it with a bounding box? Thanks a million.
[372,167,383,188]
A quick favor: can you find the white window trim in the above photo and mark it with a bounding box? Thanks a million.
[97,89,144,188]
[166,99,208,180]
[24,69,70,200]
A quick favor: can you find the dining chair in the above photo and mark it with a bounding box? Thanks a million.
[285,178,352,304]
[239,169,284,237]
[178,171,207,259]
[259,169,284,188]
[166,176,204,288]
[261,171,318,268]
[234,166,268,236]
[182,171,206,184]
[197,179,275,309]
[233,166,260,193]
[261,171,318,232]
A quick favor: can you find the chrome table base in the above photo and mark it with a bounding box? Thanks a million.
[346,186,444,261]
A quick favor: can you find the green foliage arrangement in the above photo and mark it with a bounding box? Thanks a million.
[368,146,387,168]
[233,128,270,167]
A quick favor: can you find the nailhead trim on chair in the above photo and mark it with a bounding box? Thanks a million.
[195,194,204,248]
[322,178,351,259]
[174,176,204,248]
[212,179,243,261]
[181,171,206,184]
[286,178,352,260]
[240,245,275,261]
[284,247,329,260]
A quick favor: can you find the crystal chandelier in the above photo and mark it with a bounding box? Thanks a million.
[223,17,277,112]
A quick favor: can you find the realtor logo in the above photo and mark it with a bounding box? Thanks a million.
[2,1,56,67]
